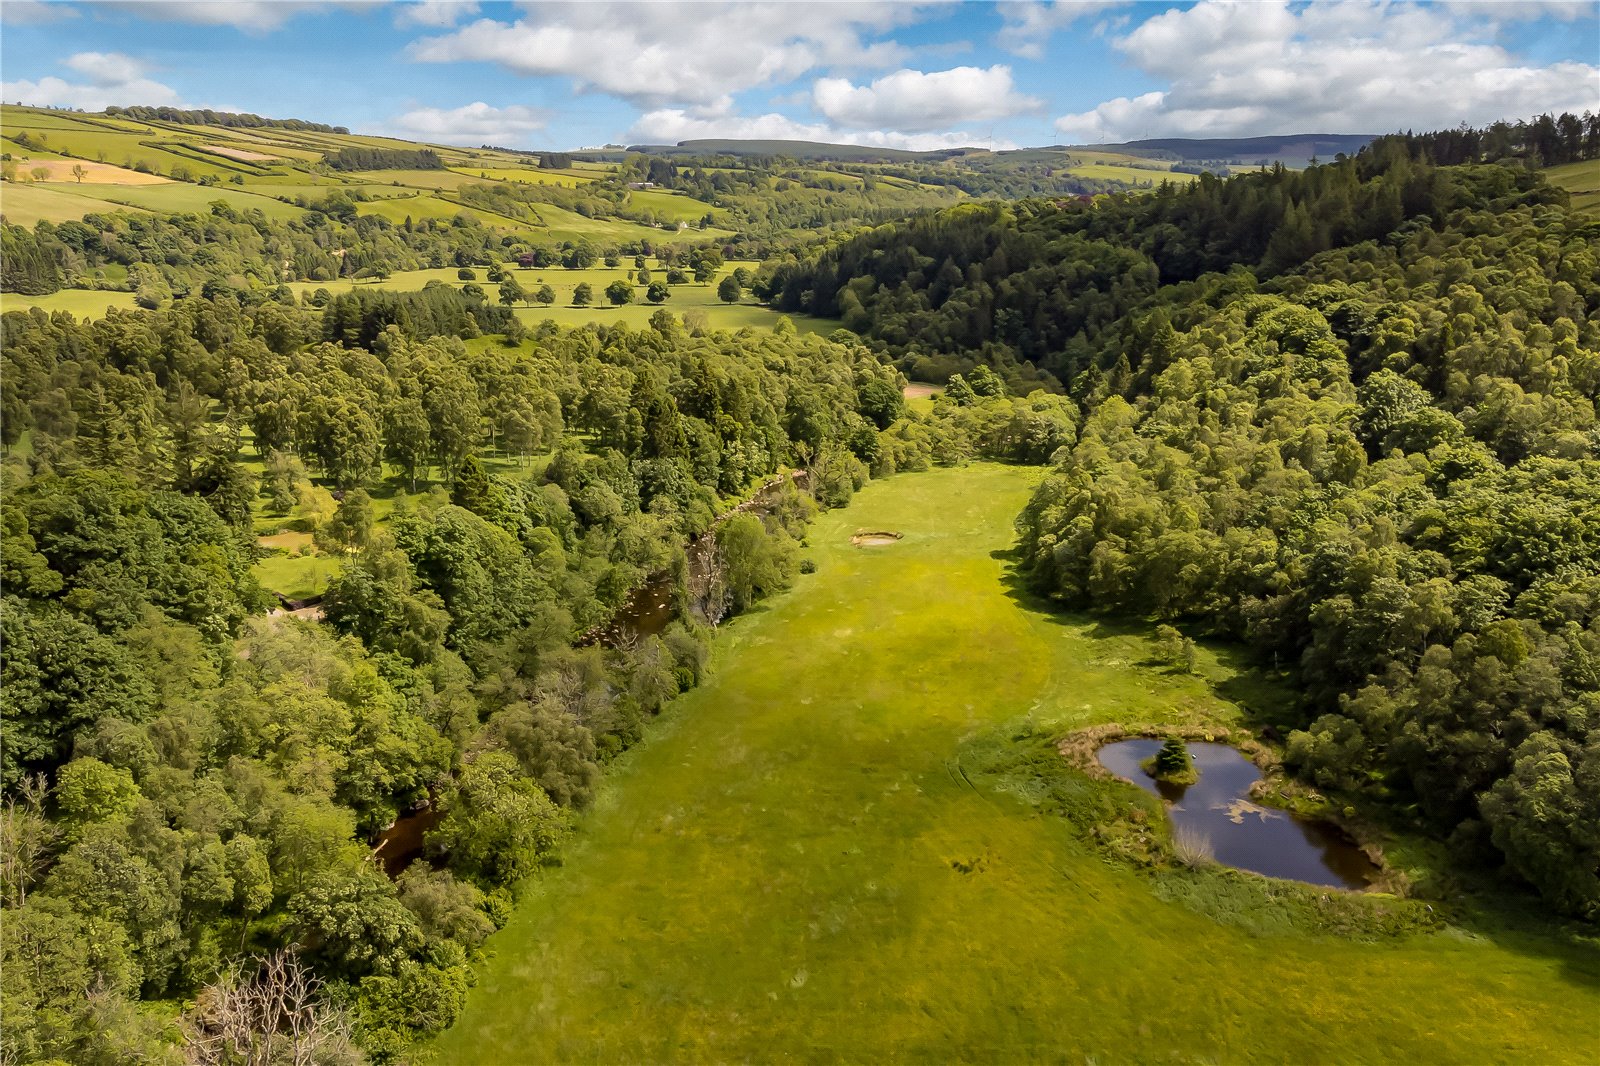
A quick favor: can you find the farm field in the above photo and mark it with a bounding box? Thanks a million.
[10,180,307,221]
[0,287,139,317]
[448,166,598,186]
[424,463,1600,1064]
[1,181,151,225]
[1546,159,1600,214]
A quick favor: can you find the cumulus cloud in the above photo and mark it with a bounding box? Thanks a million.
[102,1,363,33]
[388,101,549,145]
[1443,0,1594,21]
[408,2,925,108]
[393,0,477,29]
[626,106,1010,152]
[2,0,81,25]
[1,50,181,110]
[996,1,1128,59]
[1055,0,1600,142]
[813,66,1041,133]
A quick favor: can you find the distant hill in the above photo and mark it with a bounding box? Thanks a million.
[619,139,979,163]
[614,135,1375,168]
[1080,134,1376,167]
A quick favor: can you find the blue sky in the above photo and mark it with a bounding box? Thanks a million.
[3,2,1596,150]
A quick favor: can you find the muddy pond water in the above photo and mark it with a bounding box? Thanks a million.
[1096,739,1377,889]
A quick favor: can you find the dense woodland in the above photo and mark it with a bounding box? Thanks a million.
[2,108,1598,1059]
[765,126,1600,917]
[0,272,1069,1059]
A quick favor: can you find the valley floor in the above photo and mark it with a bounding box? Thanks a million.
[424,464,1598,1063]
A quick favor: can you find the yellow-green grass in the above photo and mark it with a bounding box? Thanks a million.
[251,551,336,603]
[447,166,597,187]
[426,463,1600,1064]
[0,287,140,317]
[1546,159,1600,215]
[1,107,118,131]
[279,263,840,335]
[353,193,522,227]
[345,169,486,192]
[10,159,171,184]
[623,187,721,223]
[1068,162,1199,185]
[524,201,733,244]
[1,182,148,225]
[54,182,307,221]
[3,128,242,181]
[1,138,69,160]
[903,381,942,414]
[514,300,836,335]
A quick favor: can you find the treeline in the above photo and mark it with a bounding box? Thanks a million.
[103,105,351,133]
[0,202,733,311]
[1013,199,1600,917]
[764,152,1565,386]
[1371,110,1599,168]
[0,279,1067,1059]
[325,148,445,172]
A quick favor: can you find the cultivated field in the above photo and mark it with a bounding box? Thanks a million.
[1546,159,1600,214]
[424,464,1600,1063]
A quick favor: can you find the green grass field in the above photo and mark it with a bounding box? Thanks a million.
[1,182,147,225]
[425,463,1599,1063]
[0,288,140,316]
[27,181,307,221]
[1546,159,1600,215]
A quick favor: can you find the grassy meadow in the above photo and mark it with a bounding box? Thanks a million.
[1546,159,1600,214]
[424,463,1599,1064]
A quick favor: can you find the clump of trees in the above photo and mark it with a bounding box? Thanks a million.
[325,148,445,171]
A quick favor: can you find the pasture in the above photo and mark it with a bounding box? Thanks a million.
[1,182,149,226]
[54,182,307,221]
[0,287,140,317]
[425,463,1600,1064]
[1546,159,1600,214]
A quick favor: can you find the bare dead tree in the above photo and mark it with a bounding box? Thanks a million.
[687,538,731,628]
[0,774,59,907]
[184,950,360,1066]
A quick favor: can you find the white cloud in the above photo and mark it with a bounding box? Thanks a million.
[1,50,181,110]
[102,1,366,32]
[1444,1,1594,21]
[996,1,1128,59]
[63,51,150,83]
[388,101,548,146]
[408,2,927,108]
[1055,0,1600,142]
[2,1,80,25]
[813,65,1041,133]
[393,0,477,28]
[626,106,1011,152]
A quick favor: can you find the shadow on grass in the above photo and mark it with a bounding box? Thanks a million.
[987,547,1600,988]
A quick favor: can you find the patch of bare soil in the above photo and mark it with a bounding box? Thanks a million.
[851,530,903,547]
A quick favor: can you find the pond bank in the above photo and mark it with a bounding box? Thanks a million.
[1059,722,1399,893]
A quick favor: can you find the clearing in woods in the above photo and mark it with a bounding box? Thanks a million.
[425,463,1599,1064]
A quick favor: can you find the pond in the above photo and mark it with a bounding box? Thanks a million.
[1096,738,1377,889]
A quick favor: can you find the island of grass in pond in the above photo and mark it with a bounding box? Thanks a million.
[1097,738,1377,889]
